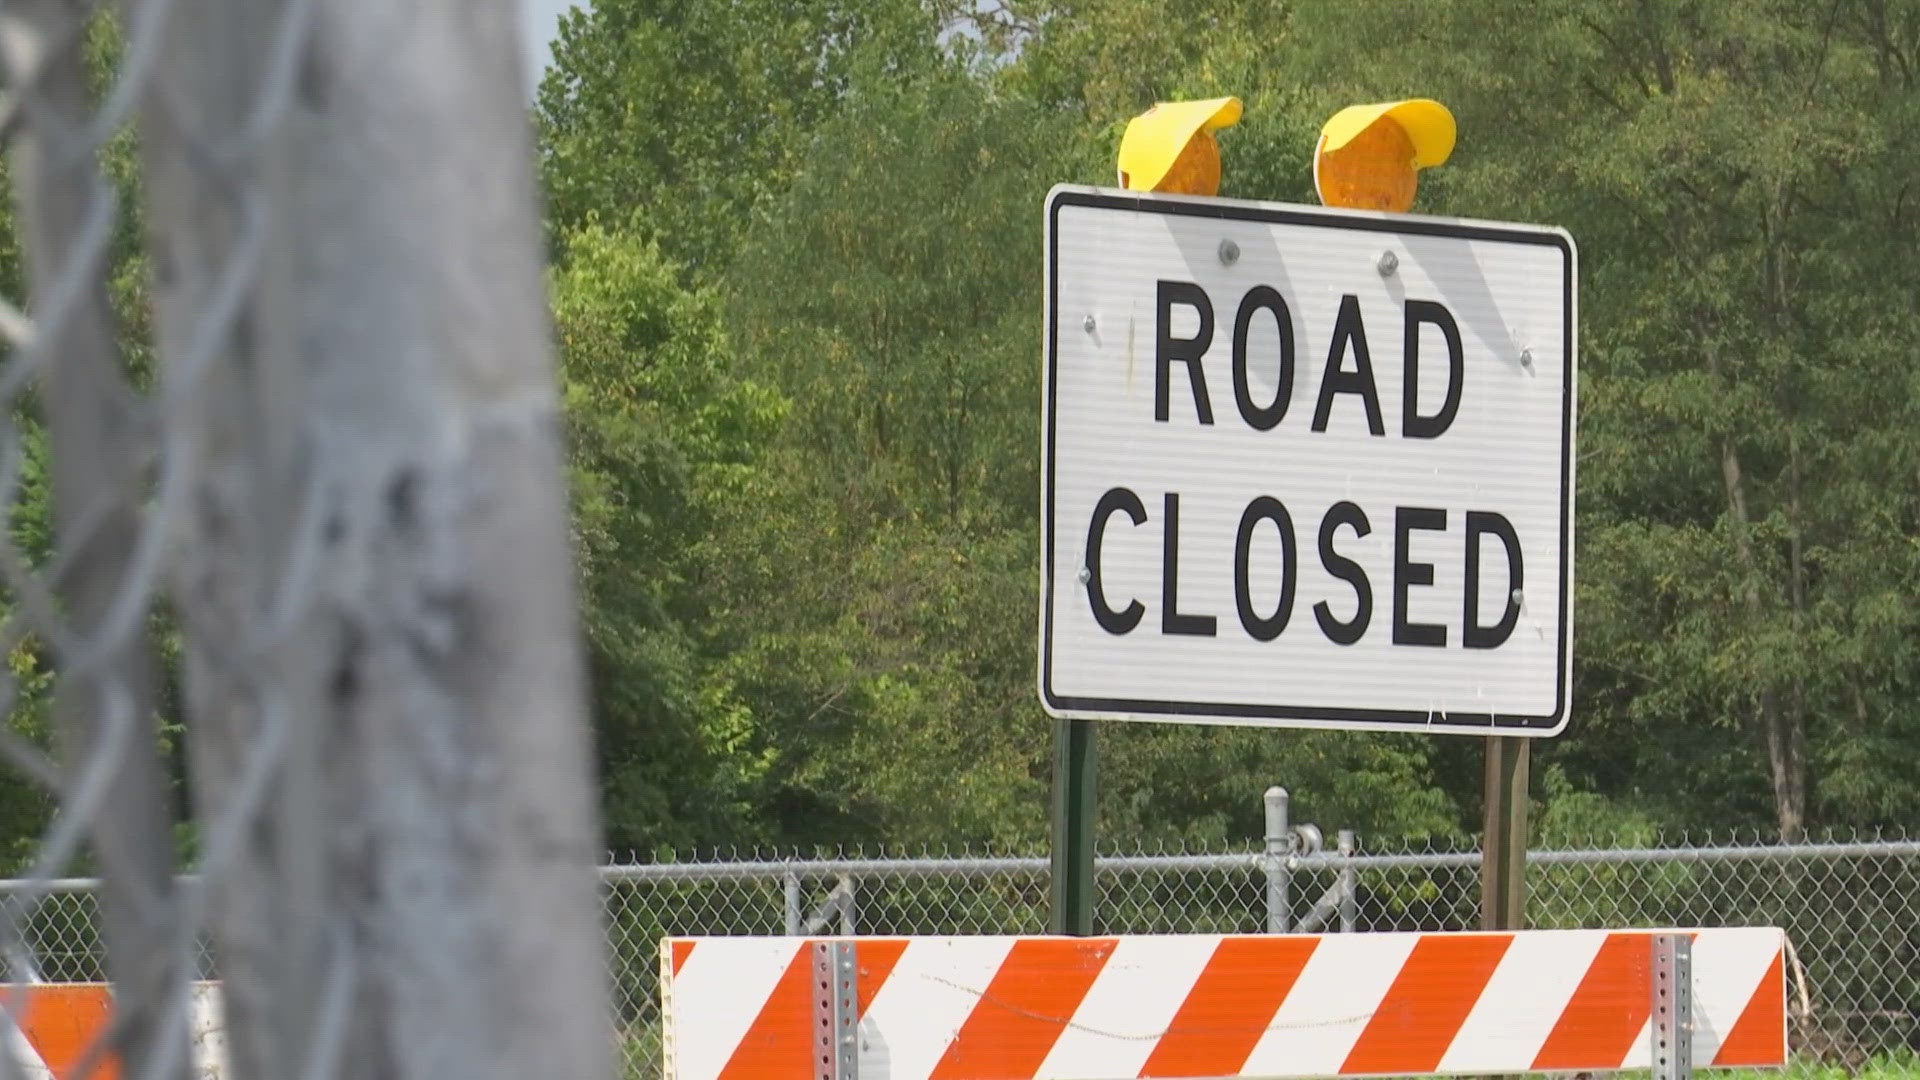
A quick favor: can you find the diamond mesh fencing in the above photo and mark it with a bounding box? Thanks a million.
[595,832,1920,1079]
[9,833,1917,1075]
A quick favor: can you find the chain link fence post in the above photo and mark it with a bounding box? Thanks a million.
[783,872,802,936]
[1264,786,1290,933]
[1337,830,1358,933]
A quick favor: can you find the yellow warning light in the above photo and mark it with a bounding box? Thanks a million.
[1313,99,1456,214]
[1118,97,1243,197]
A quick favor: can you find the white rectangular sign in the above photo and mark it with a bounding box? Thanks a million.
[1040,186,1576,735]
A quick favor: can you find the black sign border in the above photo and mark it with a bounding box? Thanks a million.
[1040,186,1577,734]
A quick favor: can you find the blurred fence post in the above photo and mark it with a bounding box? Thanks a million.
[127,1,616,1077]
[0,3,187,1077]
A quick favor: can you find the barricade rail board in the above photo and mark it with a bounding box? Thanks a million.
[661,929,1786,1080]
[0,982,227,1080]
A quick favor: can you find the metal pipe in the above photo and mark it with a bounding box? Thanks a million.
[600,856,1053,883]
[1293,838,1920,872]
[1264,786,1290,933]
[783,872,801,936]
[1337,830,1357,933]
[8,837,1917,892]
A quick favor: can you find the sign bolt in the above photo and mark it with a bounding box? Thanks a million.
[1376,250,1399,276]
[1082,314,1097,334]
[1218,238,1240,265]
[1519,348,1535,372]
[1077,566,1091,585]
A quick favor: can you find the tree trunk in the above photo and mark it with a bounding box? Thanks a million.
[1717,435,1807,841]
[133,2,614,1078]
[1785,430,1811,836]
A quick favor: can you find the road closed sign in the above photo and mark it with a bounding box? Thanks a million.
[1040,186,1576,735]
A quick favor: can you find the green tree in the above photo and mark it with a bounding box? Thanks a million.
[1290,0,1920,839]
[536,0,938,277]
[709,60,1069,846]
[553,222,786,852]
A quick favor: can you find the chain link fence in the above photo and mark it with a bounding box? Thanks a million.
[8,832,1916,1077]
[596,832,1919,1079]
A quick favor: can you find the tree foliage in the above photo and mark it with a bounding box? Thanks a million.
[536,0,936,276]
[553,222,785,851]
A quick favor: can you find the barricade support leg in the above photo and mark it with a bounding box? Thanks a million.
[1652,932,1694,1080]
[812,940,859,1080]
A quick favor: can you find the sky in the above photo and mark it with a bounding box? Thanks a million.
[520,0,587,93]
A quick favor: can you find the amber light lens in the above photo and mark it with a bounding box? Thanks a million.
[1314,118,1418,213]
[1154,131,1222,196]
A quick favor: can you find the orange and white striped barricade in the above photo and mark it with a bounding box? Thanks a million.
[661,928,1785,1080]
[0,981,228,1080]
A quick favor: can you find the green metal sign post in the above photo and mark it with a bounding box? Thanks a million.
[1049,717,1097,935]
[1480,735,1531,930]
